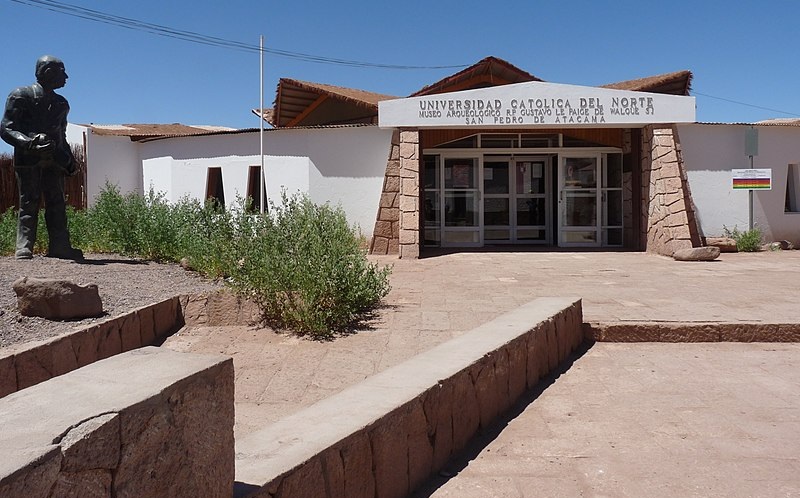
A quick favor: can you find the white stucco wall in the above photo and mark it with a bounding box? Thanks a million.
[142,155,311,210]
[139,126,393,236]
[67,124,141,205]
[678,123,800,244]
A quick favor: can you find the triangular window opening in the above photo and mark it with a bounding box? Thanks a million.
[247,165,268,213]
[206,167,225,210]
[786,164,799,213]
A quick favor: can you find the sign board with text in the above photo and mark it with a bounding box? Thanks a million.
[379,80,696,129]
[732,168,771,190]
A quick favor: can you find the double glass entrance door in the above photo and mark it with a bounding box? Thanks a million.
[425,153,622,248]
[483,156,549,244]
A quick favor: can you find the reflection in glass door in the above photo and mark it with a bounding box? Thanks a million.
[442,157,481,246]
[559,155,600,246]
[483,157,511,243]
[515,158,548,243]
[483,156,550,244]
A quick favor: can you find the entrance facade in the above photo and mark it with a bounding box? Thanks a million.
[422,133,623,248]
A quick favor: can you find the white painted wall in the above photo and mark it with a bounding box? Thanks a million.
[678,123,800,244]
[67,124,141,205]
[140,126,393,236]
[142,155,311,210]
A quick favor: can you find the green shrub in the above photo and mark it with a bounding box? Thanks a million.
[0,207,85,256]
[723,225,762,252]
[0,207,16,255]
[173,197,242,279]
[2,184,392,337]
[227,192,391,339]
[85,183,183,260]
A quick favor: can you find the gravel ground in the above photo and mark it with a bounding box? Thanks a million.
[0,253,222,350]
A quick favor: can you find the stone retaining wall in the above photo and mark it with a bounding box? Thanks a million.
[0,347,234,498]
[234,297,584,498]
[585,322,800,342]
[0,297,183,398]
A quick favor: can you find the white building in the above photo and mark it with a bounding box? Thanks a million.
[67,57,800,257]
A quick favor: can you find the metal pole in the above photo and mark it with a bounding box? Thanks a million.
[259,35,266,214]
[748,155,754,230]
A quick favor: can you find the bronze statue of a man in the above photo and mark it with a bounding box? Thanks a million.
[1,55,83,260]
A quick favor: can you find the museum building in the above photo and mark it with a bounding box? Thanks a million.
[68,56,800,258]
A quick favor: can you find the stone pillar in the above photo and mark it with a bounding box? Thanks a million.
[640,125,702,256]
[369,131,401,255]
[398,129,420,259]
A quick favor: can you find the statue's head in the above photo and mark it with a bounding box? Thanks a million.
[35,55,68,90]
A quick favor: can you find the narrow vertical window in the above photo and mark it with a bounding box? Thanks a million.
[206,167,225,208]
[786,164,799,213]
[247,165,266,212]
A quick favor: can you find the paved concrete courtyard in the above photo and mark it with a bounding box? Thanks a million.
[164,250,800,496]
[416,342,800,497]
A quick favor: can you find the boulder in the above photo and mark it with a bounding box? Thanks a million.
[673,246,721,262]
[12,277,103,320]
[704,237,738,253]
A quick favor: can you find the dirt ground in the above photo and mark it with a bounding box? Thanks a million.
[0,253,221,349]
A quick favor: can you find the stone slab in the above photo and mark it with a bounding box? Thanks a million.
[0,347,234,498]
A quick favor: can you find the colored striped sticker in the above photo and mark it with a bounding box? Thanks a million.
[732,169,771,190]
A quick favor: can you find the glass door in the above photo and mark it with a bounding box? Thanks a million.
[559,155,601,246]
[483,156,511,243]
[482,156,550,244]
[514,158,549,243]
[442,157,481,247]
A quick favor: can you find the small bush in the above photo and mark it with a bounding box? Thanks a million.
[1,184,392,337]
[0,207,16,255]
[227,192,391,338]
[723,225,762,252]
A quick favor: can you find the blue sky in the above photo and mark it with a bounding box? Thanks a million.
[1,0,799,154]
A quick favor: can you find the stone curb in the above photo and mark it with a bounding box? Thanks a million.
[0,296,183,398]
[585,322,800,342]
[234,297,584,498]
[0,347,235,498]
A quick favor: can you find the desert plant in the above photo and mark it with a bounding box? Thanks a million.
[2,184,392,337]
[0,207,16,255]
[0,206,87,256]
[723,225,762,252]
[227,192,391,338]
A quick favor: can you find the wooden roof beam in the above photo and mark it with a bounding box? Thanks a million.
[285,94,329,127]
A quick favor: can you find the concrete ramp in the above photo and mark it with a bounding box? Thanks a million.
[235,297,583,498]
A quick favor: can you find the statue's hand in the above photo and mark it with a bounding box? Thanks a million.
[29,133,54,151]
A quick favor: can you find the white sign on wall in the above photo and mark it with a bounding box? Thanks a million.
[379,80,696,129]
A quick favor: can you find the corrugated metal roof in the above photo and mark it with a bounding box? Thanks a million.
[687,121,800,127]
[84,123,236,140]
[755,118,800,126]
[138,123,377,143]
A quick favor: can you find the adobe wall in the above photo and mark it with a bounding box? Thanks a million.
[0,347,234,498]
[640,125,702,255]
[235,297,584,498]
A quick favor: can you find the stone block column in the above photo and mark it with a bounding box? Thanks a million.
[398,129,420,259]
[640,125,701,256]
[369,131,401,255]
